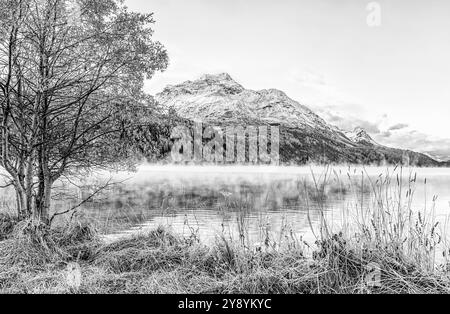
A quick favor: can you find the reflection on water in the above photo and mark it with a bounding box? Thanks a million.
[79,172,350,244]
[50,165,450,246]
[0,165,444,246]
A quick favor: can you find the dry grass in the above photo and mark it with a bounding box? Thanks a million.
[0,166,450,294]
[0,224,448,294]
[0,213,17,240]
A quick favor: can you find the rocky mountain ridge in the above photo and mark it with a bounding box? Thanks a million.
[153,73,443,166]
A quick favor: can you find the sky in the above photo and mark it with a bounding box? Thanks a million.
[125,0,450,159]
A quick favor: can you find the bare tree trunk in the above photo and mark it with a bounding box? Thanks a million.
[35,179,51,224]
[24,156,34,217]
[13,178,31,219]
[35,143,52,224]
[15,189,24,218]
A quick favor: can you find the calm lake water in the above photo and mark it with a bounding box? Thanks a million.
[50,165,450,247]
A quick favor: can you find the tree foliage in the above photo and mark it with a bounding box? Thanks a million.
[0,0,168,223]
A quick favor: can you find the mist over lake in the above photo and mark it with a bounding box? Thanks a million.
[47,165,450,248]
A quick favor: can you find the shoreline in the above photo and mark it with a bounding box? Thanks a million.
[0,219,449,294]
[1,166,450,294]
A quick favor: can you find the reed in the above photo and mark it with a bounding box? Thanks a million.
[0,166,449,294]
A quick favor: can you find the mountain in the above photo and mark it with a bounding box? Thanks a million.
[153,73,442,166]
[345,127,378,146]
[157,73,334,130]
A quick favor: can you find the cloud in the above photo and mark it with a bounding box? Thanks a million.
[312,106,382,134]
[288,69,450,160]
[388,123,409,131]
[314,102,450,160]
[380,131,392,138]
[373,130,450,161]
[287,69,384,135]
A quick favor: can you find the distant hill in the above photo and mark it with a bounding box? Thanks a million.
[134,73,444,166]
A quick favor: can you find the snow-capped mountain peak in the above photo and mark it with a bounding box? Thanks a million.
[154,73,441,166]
[345,127,378,146]
[156,73,338,132]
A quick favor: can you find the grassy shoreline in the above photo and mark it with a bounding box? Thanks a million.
[0,217,449,294]
[1,167,450,294]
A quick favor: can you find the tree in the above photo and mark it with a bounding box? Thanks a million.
[0,0,168,224]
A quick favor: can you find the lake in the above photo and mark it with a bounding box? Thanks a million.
[48,165,450,248]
